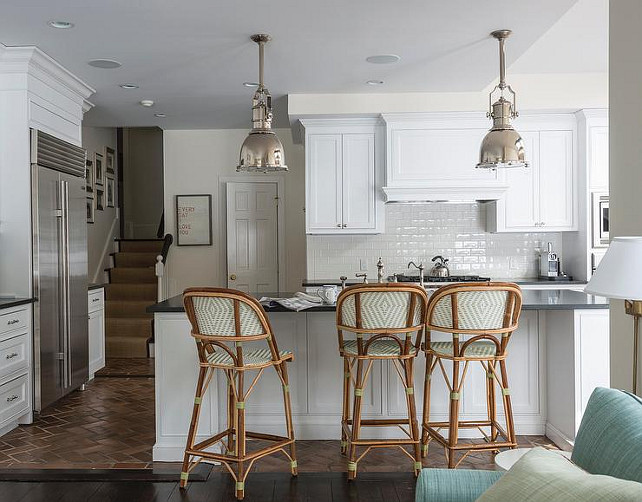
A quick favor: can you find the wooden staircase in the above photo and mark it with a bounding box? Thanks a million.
[105,239,164,358]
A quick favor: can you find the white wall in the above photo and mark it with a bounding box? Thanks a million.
[82,126,119,283]
[609,0,642,393]
[163,128,305,296]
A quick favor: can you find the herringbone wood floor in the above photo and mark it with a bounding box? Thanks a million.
[0,359,556,471]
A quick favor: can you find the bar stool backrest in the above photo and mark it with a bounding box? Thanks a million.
[183,287,280,367]
[426,282,522,357]
[336,283,428,357]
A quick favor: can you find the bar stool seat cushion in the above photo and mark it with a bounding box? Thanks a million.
[429,341,496,358]
[207,348,292,367]
[343,339,418,357]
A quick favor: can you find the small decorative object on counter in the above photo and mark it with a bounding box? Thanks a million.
[377,257,385,283]
[356,273,368,284]
[340,276,348,290]
[430,256,450,278]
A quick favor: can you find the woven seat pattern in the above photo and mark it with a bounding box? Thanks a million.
[431,290,508,331]
[192,296,264,336]
[343,339,418,357]
[207,348,292,367]
[341,291,422,330]
[430,340,497,358]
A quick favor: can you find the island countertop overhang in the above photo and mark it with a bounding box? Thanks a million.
[147,289,609,314]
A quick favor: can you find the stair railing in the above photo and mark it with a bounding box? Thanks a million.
[155,234,174,302]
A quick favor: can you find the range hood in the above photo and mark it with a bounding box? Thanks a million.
[382,185,508,203]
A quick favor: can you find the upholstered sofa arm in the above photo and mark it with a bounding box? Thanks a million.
[415,468,503,502]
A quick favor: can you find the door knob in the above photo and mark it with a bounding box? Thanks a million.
[230,274,237,281]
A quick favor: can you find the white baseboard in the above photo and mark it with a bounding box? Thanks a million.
[545,423,575,451]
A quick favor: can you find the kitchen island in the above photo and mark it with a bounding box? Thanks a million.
[148,289,609,461]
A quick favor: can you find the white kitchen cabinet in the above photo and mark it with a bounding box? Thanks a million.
[88,288,105,379]
[302,119,384,234]
[487,127,577,232]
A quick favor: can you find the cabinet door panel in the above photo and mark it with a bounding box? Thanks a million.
[589,126,609,191]
[502,132,539,229]
[88,310,105,376]
[342,134,375,230]
[307,135,342,232]
[539,131,575,229]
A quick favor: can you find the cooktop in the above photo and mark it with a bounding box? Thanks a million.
[395,275,491,283]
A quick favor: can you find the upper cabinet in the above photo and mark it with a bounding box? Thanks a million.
[486,115,577,232]
[381,113,508,202]
[302,119,384,234]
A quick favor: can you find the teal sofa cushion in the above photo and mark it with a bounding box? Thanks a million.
[414,468,502,502]
[476,447,642,502]
[571,387,642,483]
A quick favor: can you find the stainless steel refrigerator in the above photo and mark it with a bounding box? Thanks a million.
[31,129,89,412]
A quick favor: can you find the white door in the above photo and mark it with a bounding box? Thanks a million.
[226,182,279,293]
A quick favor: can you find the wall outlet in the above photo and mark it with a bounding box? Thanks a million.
[359,259,368,271]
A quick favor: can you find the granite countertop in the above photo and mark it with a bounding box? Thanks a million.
[0,297,36,309]
[148,289,608,314]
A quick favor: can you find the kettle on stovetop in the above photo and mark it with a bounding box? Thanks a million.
[430,255,450,277]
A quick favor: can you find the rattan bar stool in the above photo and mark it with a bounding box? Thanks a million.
[181,288,297,500]
[420,282,522,469]
[336,283,428,479]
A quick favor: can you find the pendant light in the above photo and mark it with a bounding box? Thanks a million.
[476,30,528,170]
[237,34,288,173]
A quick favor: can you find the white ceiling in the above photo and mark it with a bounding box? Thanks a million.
[0,0,605,129]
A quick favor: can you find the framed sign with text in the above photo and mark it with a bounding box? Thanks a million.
[176,194,212,246]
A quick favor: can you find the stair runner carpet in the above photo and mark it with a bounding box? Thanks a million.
[105,239,163,358]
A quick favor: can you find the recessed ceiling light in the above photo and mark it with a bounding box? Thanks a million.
[243,81,259,87]
[119,83,139,90]
[366,54,400,64]
[140,100,154,107]
[88,59,122,69]
[154,113,166,118]
[366,80,384,86]
[48,20,74,29]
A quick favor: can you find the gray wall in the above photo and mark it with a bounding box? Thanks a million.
[123,127,164,238]
[610,0,642,393]
[82,126,119,283]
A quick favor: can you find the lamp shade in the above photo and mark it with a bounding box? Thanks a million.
[585,237,642,300]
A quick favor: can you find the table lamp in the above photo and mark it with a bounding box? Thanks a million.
[585,236,642,394]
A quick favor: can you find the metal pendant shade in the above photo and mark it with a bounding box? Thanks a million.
[237,34,288,173]
[476,30,528,170]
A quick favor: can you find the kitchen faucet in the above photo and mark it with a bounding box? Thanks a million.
[407,261,425,287]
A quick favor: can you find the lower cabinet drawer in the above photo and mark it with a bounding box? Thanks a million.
[0,335,28,381]
[0,374,29,425]
[0,308,29,340]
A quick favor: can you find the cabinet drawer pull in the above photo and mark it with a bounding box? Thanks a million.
[6,394,19,403]
[336,224,341,228]
[92,298,100,303]
[6,319,20,326]
[5,352,19,360]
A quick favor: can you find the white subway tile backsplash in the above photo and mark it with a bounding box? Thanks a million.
[306,203,561,281]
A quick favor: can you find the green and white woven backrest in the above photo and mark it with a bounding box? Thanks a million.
[191,296,265,337]
[430,290,509,331]
[341,291,423,330]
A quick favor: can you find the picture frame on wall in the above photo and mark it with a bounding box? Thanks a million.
[94,152,104,187]
[86,195,95,224]
[176,194,212,246]
[85,159,94,195]
[106,174,115,208]
[96,188,105,211]
[104,146,115,175]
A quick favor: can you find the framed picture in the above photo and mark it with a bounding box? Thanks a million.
[592,192,609,248]
[85,159,94,195]
[86,195,95,224]
[106,174,115,208]
[96,188,105,211]
[176,194,212,246]
[104,146,115,175]
[94,152,104,187]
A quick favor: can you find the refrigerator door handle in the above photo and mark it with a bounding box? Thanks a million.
[59,179,72,389]
[63,180,72,388]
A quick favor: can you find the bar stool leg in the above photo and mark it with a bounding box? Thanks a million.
[348,358,365,481]
[235,372,246,500]
[341,357,351,455]
[227,370,236,453]
[421,353,434,458]
[403,358,422,476]
[277,361,298,476]
[447,360,461,469]
[487,361,498,444]
[180,366,208,489]
[499,359,517,447]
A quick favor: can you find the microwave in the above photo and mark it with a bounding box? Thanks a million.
[592,192,609,248]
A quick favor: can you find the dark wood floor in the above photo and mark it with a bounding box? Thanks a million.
[1,472,416,502]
